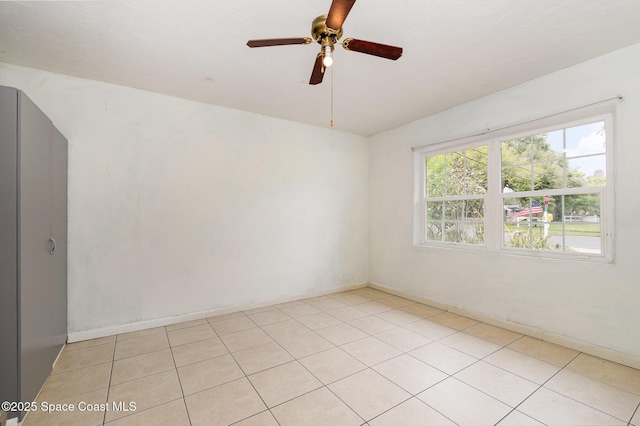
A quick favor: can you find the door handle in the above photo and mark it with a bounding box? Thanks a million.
[49,237,56,255]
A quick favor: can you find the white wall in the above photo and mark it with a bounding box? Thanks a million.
[369,43,640,361]
[0,63,369,335]
[2,43,639,362]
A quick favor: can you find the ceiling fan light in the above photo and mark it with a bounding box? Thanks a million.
[322,45,333,67]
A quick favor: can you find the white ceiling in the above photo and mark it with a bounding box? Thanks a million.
[1,1,640,136]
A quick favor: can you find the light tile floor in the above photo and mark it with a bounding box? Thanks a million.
[22,287,640,426]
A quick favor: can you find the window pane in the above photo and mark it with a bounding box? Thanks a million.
[427,174,445,197]
[445,200,463,220]
[554,194,602,254]
[529,134,555,162]
[467,146,487,194]
[465,176,487,195]
[426,202,443,221]
[444,222,462,243]
[444,221,484,244]
[426,146,487,197]
[466,199,485,219]
[502,137,532,167]
[564,193,601,218]
[503,194,601,254]
[503,197,547,249]
[504,197,545,224]
[533,161,563,190]
[426,154,445,177]
[448,150,466,171]
[566,121,606,156]
[426,201,443,242]
[425,199,484,244]
[567,155,606,187]
[502,165,531,192]
[442,200,485,244]
[502,132,567,192]
[466,146,488,195]
[445,172,465,196]
[426,221,443,241]
[546,129,564,153]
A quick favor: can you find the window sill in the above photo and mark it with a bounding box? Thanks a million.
[413,242,614,264]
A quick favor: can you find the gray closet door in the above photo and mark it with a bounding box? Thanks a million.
[0,87,67,421]
[18,92,58,406]
[0,86,19,410]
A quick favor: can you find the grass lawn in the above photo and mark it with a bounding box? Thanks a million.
[504,222,600,237]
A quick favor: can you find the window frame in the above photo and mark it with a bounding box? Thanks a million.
[420,142,489,249]
[413,108,615,263]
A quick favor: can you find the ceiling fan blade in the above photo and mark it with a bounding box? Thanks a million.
[309,53,325,85]
[326,0,356,31]
[247,37,312,48]
[342,38,403,60]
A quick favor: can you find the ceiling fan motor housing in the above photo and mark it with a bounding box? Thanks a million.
[311,15,343,46]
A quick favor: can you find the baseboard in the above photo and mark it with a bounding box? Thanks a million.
[5,415,17,426]
[367,281,640,370]
[67,279,639,370]
[3,412,17,426]
[67,282,368,343]
[52,342,65,370]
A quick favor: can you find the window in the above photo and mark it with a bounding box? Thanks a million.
[425,146,487,244]
[415,112,613,261]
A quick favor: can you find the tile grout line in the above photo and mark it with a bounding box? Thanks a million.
[628,401,639,426]
[105,328,185,425]
[367,307,477,422]
[268,303,408,424]
[538,351,638,424]
[412,332,529,425]
[101,336,118,425]
[486,334,571,425]
[166,322,196,426]
[326,291,514,423]
[244,297,399,424]
[363,355,457,426]
[244,320,344,424]
[176,308,440,425]
[494,350,584,425]
[212,318,278,425]
[280,301,449,424]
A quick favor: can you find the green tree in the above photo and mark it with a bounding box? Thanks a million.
[426,146,488,197]
[501,135,566,192]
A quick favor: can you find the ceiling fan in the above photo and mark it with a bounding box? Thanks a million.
[247,0,403,85]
